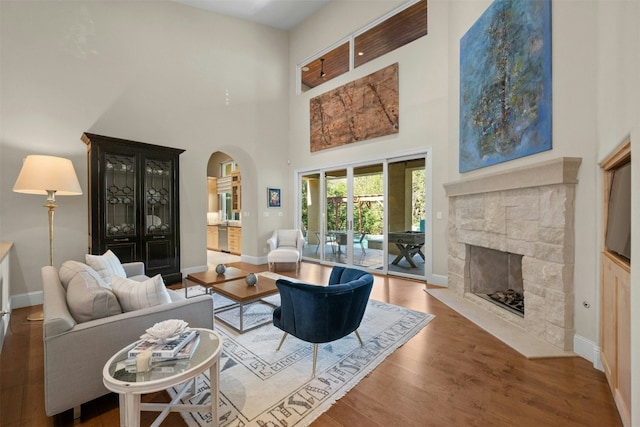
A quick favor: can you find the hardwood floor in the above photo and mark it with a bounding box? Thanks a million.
[1,262,622,426]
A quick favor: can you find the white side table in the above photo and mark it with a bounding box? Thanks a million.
[103,328,222,427]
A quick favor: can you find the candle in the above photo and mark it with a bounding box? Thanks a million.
[136,350,152,372]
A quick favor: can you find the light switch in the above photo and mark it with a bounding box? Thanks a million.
[436,211,442,220]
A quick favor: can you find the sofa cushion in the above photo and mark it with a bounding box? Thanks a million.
[85,250,126,286]
[66,271,122,323]
[111,274,172,312]
[59,260,103,290]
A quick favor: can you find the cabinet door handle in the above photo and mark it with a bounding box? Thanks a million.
[113,238,129,242]
[152,235,166,239]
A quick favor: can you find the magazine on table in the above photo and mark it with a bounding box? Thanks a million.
[173,334,200,359]
[128,330,198,360]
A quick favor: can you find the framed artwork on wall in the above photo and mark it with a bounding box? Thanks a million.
[268,187,281,208]
[459,0,552,172]
[310,63,399,152]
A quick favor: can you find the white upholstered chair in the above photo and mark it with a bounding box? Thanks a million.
[267,229,304,273]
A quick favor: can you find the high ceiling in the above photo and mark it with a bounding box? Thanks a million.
[172,0,331,30]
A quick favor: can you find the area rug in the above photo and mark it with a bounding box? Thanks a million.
[170,285,434,426]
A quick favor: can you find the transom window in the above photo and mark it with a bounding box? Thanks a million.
[299,0,427,93]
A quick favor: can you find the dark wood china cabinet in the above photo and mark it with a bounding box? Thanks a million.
[82,133,184,284]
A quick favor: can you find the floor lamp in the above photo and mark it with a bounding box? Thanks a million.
[13,155,82,321]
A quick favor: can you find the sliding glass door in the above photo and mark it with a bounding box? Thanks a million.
[387,157,426,278]
[324,168,348,265]
[298,151,429,281]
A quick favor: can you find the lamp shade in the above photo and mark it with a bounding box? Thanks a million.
[13,155,82,195]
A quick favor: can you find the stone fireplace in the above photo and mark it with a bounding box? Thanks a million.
[444,157,581,351]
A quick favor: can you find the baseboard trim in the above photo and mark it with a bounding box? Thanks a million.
[181,265,208,276]
[574,334,603,371]
[241,255,266,265]
[429,273,448,286]
[11,291,42,310]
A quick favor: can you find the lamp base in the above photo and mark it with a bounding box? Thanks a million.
[27,311,44,322]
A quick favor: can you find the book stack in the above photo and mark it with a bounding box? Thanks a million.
[128,329,200,362]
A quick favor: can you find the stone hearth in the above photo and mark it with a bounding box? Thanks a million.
[444,157,581,351]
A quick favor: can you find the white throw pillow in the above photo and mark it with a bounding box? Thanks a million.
[111,274,171,312]
[59,260,103,290]
[278,230,298,248]
[85,250,127,286]
[66,271,122,323]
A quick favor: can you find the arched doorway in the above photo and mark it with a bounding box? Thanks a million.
[206,151,241,266]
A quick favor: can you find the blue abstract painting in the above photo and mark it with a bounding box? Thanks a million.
[459,0,552,173]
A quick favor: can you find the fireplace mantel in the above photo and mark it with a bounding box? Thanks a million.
[444,157,582,197]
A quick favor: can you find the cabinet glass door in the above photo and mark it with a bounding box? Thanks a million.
[105,154,136,237]
[145,159,172,234]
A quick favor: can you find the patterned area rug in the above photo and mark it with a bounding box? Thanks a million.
[171,284,434,426]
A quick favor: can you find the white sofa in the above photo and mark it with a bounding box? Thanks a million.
[42,261,213,417]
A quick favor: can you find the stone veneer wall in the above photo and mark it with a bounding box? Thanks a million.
[444,158,582,350]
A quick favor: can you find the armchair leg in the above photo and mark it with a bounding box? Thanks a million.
[354,329,364,346]
[276,333,288,351]
[312,343,318,377]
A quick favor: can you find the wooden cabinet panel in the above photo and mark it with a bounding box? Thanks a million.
[616,265,631,425]
[207,177,218,212]
[207,226,219,251]
[228,227,241,255]
[600,252,631,427]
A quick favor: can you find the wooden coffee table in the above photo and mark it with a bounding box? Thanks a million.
[186,270,280,333]
[211,274,279,333]
[186,267,248,287]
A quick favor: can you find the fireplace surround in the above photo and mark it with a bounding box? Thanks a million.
[444,157,582,351]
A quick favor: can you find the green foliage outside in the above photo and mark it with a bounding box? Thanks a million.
[301,168,425,236]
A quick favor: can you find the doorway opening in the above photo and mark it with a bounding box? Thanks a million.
[206,152,241,267]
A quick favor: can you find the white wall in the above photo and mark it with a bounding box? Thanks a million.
[0,0,290,296]
[289,0,451,279]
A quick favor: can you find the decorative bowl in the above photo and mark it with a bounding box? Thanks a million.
[245,273,258,286]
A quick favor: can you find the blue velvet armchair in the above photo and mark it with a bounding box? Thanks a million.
[272,266,374,376]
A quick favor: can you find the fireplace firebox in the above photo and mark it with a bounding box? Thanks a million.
[469,245,524,316]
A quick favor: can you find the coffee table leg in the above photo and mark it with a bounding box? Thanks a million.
[239,302,244,332]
